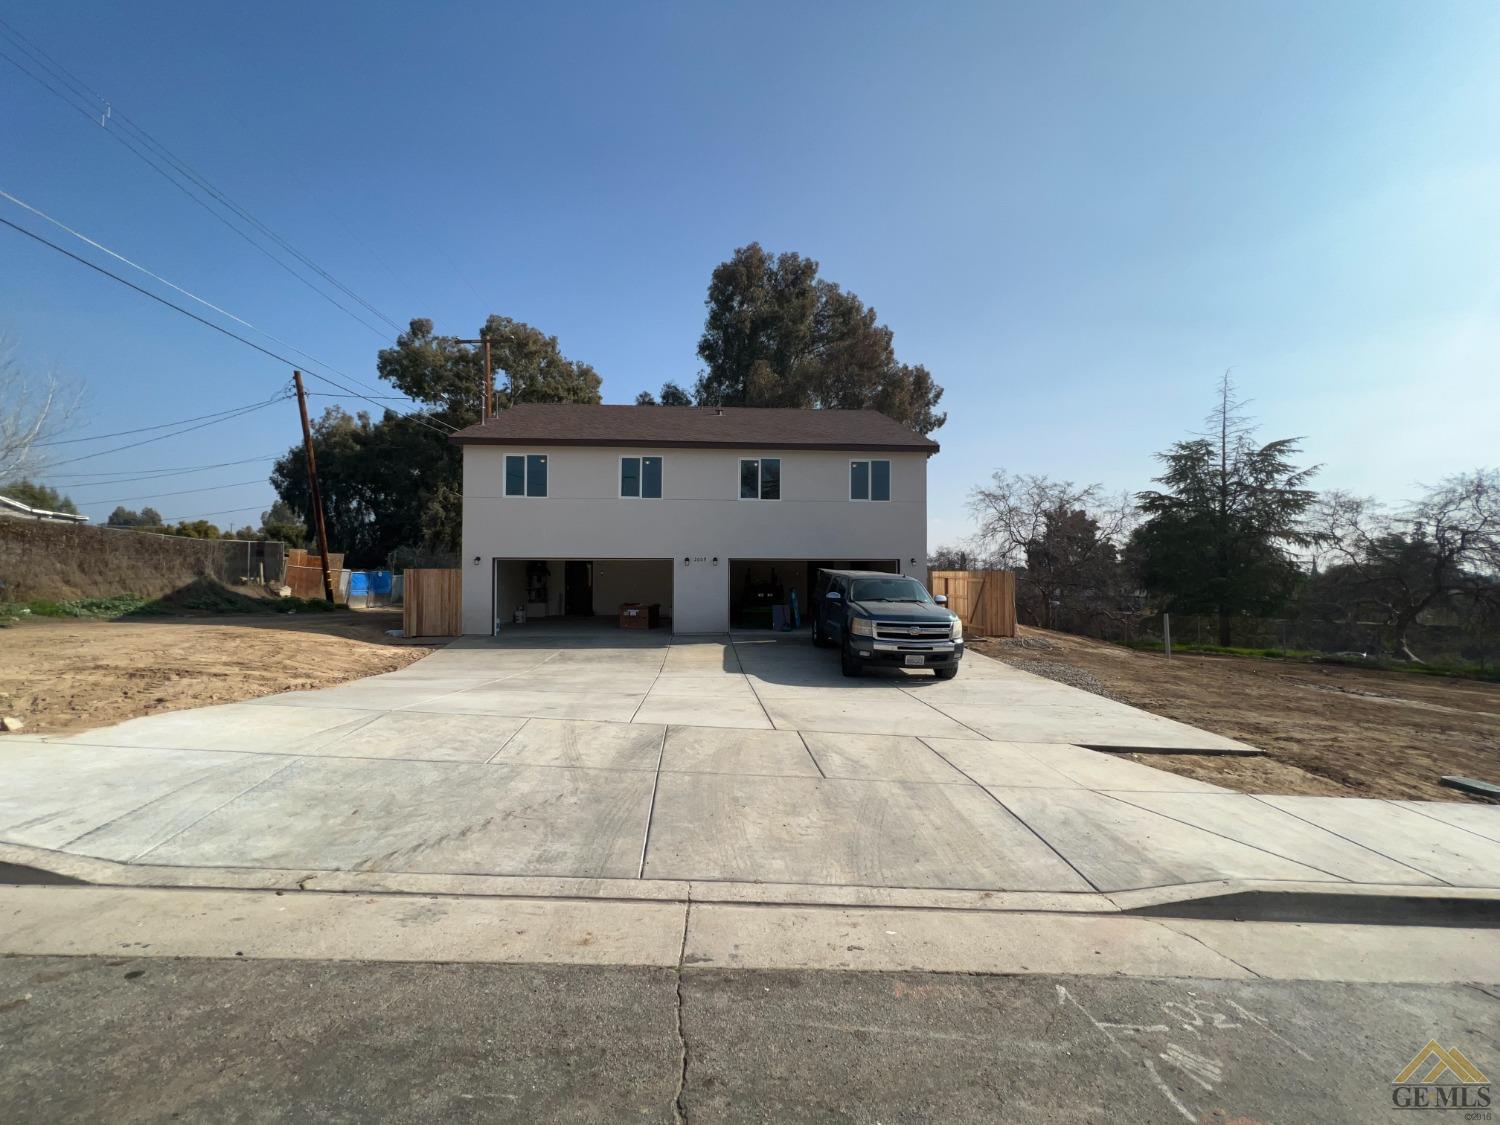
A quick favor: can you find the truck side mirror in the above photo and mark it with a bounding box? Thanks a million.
[933,594,948,606]
[825,590,842,601]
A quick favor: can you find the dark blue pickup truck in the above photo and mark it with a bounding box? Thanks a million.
[811,569,963,678]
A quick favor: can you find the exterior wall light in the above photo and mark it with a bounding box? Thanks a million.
[683,557,690,566]
[712,557,719,566]
[472,556,481,566]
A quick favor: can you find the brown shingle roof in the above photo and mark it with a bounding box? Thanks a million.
[450,404,940,453]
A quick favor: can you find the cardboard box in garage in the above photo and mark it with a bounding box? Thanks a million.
[619,602,661,629]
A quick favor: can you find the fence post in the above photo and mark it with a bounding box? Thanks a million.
[1163,613,1171,659]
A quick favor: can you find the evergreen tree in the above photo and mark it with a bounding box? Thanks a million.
[1130,374,1318,645]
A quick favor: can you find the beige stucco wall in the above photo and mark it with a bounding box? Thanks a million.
[460,444,928,633]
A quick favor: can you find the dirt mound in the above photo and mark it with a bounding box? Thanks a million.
[129,579,333,616]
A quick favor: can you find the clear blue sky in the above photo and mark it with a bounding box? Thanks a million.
[3,1,1497,542]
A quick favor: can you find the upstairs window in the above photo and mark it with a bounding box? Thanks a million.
[739,457,780,500]
[850,459,891,501]
[504,454,548,497]
[621,456,663,498]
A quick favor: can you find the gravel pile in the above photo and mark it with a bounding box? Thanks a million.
[996,657,1127,703]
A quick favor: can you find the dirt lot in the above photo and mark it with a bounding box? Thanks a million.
[974,627,1500,802]
[0,610,433,735]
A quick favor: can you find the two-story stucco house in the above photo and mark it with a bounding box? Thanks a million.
[450,403,938,634]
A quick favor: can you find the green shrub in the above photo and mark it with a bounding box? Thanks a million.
[0,581,340,622]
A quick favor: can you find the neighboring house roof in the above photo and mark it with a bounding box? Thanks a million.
[449,404,940,453]
[0,494,88,523]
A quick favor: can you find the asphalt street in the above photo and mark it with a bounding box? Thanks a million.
[2,956,1495,1123]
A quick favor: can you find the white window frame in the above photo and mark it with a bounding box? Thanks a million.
[738,456,782,501]
[619,454,664,499]
[503,452,549,498]
[849,458,892,502]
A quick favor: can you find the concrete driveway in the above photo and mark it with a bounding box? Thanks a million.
[4,632,1499,901]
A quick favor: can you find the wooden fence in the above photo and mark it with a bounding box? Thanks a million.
[403,568,462,638]
[284,565,352,603]
[284,549,350,603]
[927,569,1017,638]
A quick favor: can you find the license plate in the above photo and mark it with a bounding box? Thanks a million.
[904,655,926,666]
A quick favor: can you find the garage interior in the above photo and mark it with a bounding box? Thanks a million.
[493,558,673,631]
[728,558,899,631]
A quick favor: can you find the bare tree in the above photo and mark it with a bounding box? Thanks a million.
[1312,470,1500,661]
[0,334,81,485]
[969,471,1136,629]
[928,542,990,570]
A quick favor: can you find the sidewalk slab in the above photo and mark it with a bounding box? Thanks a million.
[0,885,684,966]
[61,703,376,753]
[659,726,819,777]
[920,738,1081,787]
[1256,796,1500,887]
[643,772,1092,890]
[1394,799,1500,844]
[0,743,282,851]
[60,756,298,863]
[140,757,656,879]
[684,903,1253,977]
[1159,916,1500,982]
[799,732,972,784]
[494,718,664,770]
[932,702,1256,751]
[633,689,773,729]
[759,696,982,739]
[988,788,1343,891]
[1112,792,1443,885]
[247,681,481,711]
[309,711,527,762]
[406,688,645,722]
[1017,743,1229,792]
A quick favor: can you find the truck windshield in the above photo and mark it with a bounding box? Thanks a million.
[849,577,933,604]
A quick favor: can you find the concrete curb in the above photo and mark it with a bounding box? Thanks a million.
[5,841,1499,921]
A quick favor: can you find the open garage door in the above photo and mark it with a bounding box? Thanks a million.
[491,557,673,633]
[728,558,898,631]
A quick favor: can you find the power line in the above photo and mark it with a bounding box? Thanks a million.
[304,392,412,400]
[43,398,290,469]
[0,187,453,430]
[0,18,404,340]
[0,187,395,400]
[50,453,281,484]
[36,397,288,447]
[84,477,268,505]
[0,215,456,436]
[156,503,270,522]
[0,45,392,341]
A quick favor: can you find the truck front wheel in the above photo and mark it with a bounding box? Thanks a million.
[840,641,863,677]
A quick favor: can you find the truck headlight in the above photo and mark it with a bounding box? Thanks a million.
[950,615,963,642]
[850,617,876,637]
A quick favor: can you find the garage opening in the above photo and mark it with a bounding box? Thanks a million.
[728,558,899,631]
[491,558,673,634]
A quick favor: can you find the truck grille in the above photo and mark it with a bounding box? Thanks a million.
[873,621,952,641]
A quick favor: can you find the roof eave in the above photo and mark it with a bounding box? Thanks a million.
[449,434,938,454]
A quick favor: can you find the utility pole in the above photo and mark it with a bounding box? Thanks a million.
[457,337,493,420]
[292,371,336,605]
[483,337,492,420]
